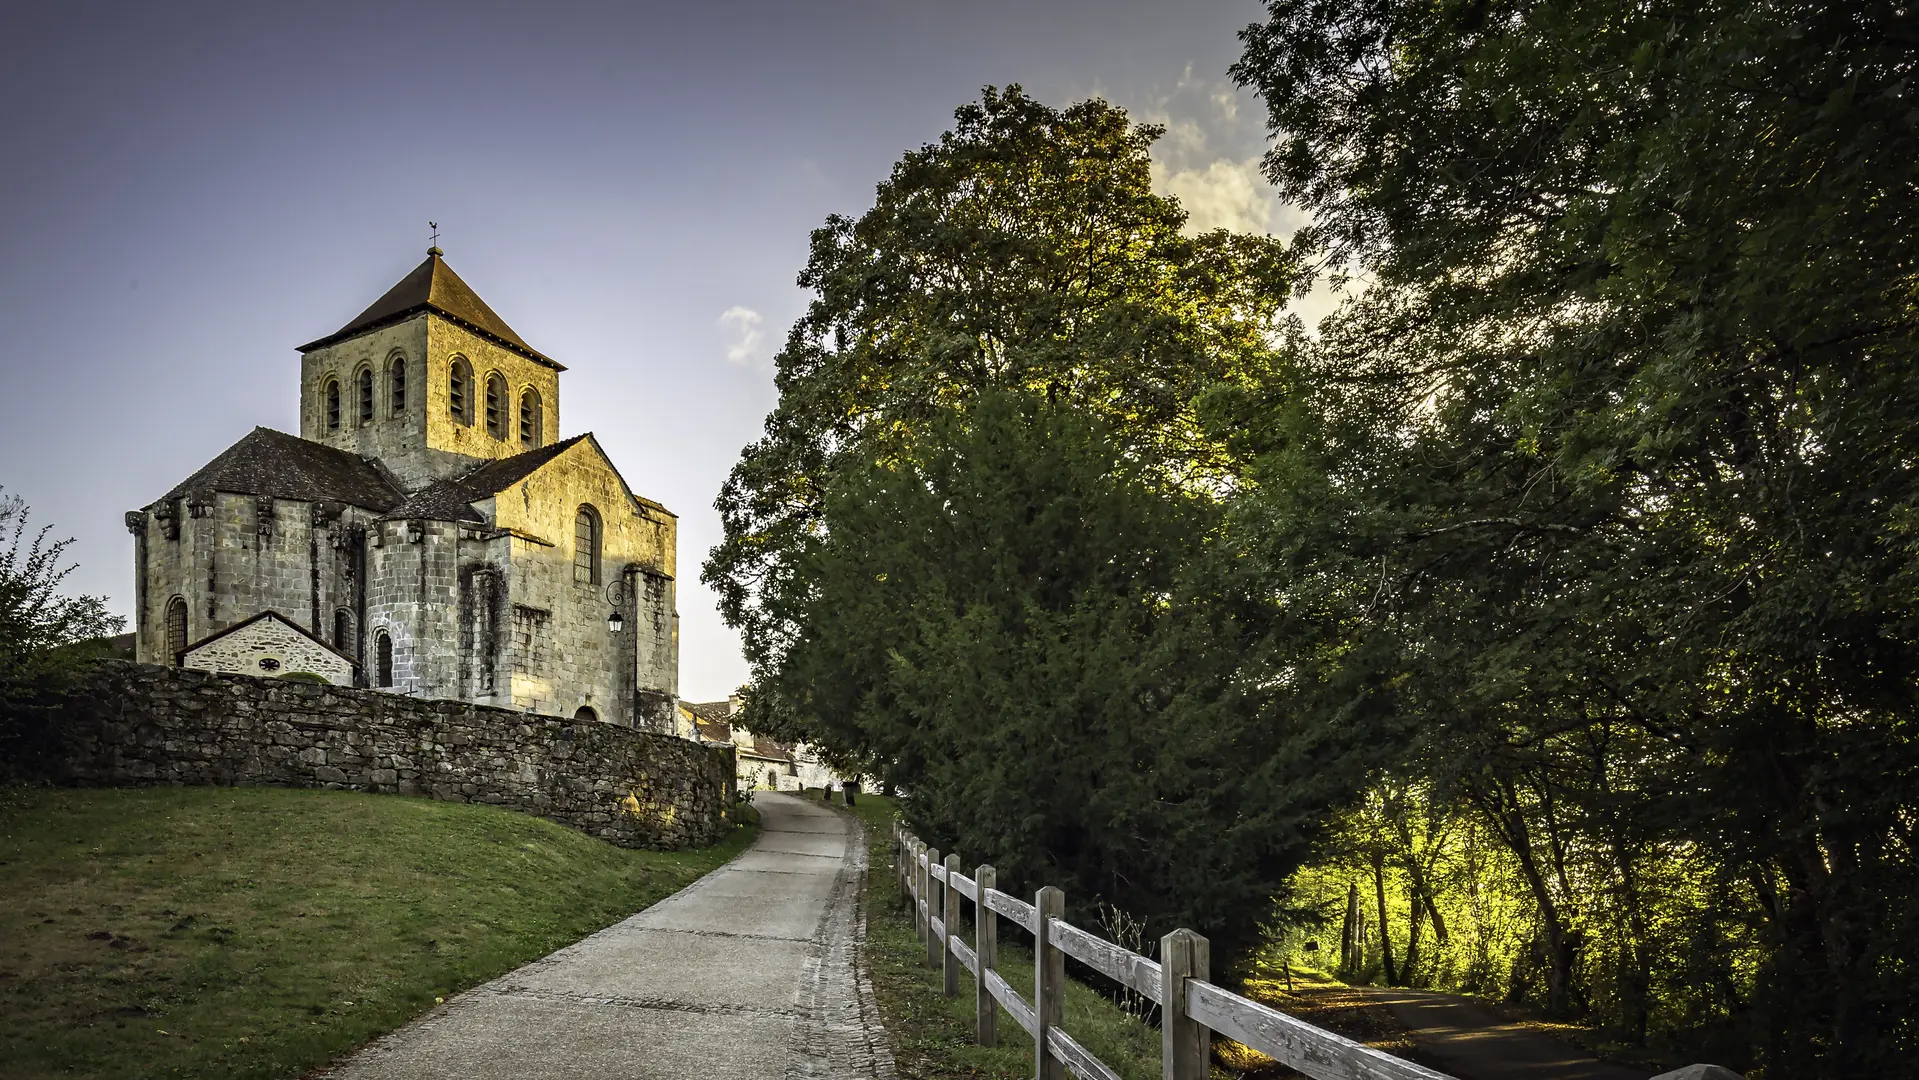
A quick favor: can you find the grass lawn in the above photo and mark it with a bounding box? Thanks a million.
[828,790,1162,1080]
[0,784,756,1080]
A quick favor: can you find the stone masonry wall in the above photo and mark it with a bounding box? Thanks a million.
[182,616,354,685]
[63,662,736,850]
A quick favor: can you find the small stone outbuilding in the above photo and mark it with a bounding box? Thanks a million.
[178,610,356,686]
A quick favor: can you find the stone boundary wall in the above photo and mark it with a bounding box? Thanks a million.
[61,662,736,850]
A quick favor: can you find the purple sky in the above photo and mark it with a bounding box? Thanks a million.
[0,0,1301,701]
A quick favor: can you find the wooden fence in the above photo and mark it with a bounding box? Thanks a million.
[893,821,1459,1080]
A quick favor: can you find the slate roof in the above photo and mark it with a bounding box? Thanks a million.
[694,719,733,743]
[297,249,563,371]
[455,435,589,495]
[742,738,795,764]
[159,427,402,512]
[683,699,735,724]
[378,480,486,523]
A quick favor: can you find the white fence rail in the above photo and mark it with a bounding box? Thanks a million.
[893,821,1459,1080]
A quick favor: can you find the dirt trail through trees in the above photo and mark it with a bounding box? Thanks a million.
[1343,987,1649,1080]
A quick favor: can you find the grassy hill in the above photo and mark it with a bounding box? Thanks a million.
[0,785,755,1080]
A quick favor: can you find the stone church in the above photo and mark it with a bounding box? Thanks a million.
[125,248,680,730]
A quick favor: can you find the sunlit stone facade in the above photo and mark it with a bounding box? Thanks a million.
[127,249,679,730]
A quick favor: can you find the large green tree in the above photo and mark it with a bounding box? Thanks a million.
[705,88,1361,966]
[1231,0,1919,1071]
[706,86,1296,676]
[764,393,1361,962]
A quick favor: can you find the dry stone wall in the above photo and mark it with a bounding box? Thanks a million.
[63,662,735,850]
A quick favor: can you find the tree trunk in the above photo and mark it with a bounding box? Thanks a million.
[1340,881,1361,972]
[1402,883,1425,986]
[1372,851,1398,985]
[1470,777,1574,1014]
[1389,805,1450,948]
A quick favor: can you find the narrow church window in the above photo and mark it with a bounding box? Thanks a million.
[574,505,601,585]
[376,630,393,687]
[357,369,374,426]
[485,372,507,439]
[165,596,188,662]
[450,358,472,424]
[389,356,407,414]
[520,389,542,447]
[333,609,355,657]
[325,379,341,431]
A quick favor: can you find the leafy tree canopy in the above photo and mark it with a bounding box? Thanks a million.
[706,86,1298,676]
[761,392,1364,963]
[1231,0,1919,1070]
[0,490,122,777]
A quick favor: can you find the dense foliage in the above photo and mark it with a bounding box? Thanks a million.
[764,395,1367,961]
[1230,0,1919,1073]
[706,87,1296,674]
[713,3,1918,1070]
[0,491,121,778]
[704,90,1354,964]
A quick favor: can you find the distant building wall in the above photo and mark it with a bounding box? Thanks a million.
[61,662,733,850]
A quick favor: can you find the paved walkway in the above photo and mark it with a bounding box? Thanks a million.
[321,793,894,1080]
[1351,987,1649,1080]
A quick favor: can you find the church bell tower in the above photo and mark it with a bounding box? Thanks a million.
[295,248,564,488]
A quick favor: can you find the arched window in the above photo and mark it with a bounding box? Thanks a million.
[519,388,543,447]
[325,379,341,431]
[375,630,393,688]
[573,505,601,585]
[485,372,507,438]
[449,357,473,424]
[574,705,598,723]
[333,609,355,657]
[356,369,374,426]
[165,596,189,661]
[389,354,407,414]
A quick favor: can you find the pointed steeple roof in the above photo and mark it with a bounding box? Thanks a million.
[297,248,563,370]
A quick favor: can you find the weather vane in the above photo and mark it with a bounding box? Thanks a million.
[429,221,440,248]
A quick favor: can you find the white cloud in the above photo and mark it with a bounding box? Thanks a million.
[1152,157,1276,235]
[718,306,765,366]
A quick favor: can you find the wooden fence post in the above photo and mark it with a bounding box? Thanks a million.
[942,853,961,997]
[925,847,943,967]
[975,864,998,1047]
[1159,928,1211,1080]
[915,842,928,942]
[899,826,911,912]
[1033,885,1065,1080]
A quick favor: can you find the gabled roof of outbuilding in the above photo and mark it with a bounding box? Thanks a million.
[296,249,563,370]
[159,427,403,512]
[177,609,359,669]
